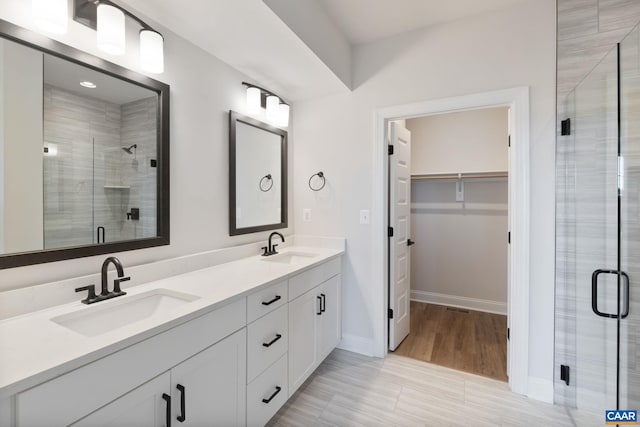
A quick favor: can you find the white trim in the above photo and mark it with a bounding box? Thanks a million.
[527,377,554,403]
[372,87,530,397]
[338,334,375,356]
[410,290,507,315]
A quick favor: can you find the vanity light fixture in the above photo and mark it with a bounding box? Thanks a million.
[80,81,97,88]
[32,0,69,34]
[71,0,165,73]
[242,82,290,127]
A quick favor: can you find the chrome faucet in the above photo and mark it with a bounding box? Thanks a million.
[262,232,285,256]
[75,256,130,304]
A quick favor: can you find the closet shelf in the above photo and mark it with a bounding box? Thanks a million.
[411,171,508,181]
[103,185,131,189]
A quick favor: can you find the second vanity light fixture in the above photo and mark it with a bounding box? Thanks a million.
[32,0,164,74]
[243,82,290,128]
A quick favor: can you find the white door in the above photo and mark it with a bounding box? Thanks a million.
[289,288,319,393]
[317,275,342,360]
[171,329,247,426]
[389,122,412,351]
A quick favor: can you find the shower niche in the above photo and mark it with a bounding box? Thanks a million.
[555,23,640,414]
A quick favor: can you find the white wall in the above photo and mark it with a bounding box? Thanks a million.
[408,107,509,174]
[292,0,555,392]
[1,39,43,253]
[0,1,292,290]
[410,179,508,313]
[407,109,508,313]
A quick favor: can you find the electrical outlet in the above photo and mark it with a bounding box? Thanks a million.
[303,208,312,222]
[360,209,370,225]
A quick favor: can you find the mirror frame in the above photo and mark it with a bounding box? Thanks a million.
[229,111,287,236]
[0,19,170,269]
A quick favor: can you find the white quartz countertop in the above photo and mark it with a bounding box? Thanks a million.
[0,245,343,398]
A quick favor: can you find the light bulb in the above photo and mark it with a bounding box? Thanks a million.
[246,87,261,115]
[97,4,125,56]
[277,103,290,127]
[140,30,164,73]
[266,95,280,123]
[32,0,68,34]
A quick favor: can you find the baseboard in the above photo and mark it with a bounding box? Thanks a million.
[337,334,375,357]
[527,376,554,403]
[411,290,507,315]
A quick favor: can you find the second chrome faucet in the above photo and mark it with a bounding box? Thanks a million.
[76,256,130,304]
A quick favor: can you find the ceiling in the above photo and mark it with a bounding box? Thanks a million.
[120,0,529,100]
[44,54,155,105]
[318,0,530,45]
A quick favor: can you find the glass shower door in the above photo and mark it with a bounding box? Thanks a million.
[619,25,640,411]
[573,47,620,413]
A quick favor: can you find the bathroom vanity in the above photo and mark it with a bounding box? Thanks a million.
[0,241,343,426]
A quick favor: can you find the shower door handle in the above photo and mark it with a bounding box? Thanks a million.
[591,269,630,319]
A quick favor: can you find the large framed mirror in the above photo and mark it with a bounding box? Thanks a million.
[229,111,287,235]
[0,19,170,269]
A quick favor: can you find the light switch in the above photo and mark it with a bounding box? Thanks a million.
[360,209,370,225]
[303,208,312,222]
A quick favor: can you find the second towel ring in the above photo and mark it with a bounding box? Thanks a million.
[259,174,273,192]
[308,171,326,191]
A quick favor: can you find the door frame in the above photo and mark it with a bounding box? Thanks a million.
[372,87,530,396]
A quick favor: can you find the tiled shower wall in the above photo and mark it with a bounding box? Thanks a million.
[43,85,157,249]
[555,0,640,407]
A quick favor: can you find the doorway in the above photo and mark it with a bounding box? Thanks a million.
[373,87,531,395]
[387,108,510,382]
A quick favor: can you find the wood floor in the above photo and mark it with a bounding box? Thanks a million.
[268,349,600,426]
[393,302,507,381]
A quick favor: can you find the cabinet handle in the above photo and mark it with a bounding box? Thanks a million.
[162,393,171,427]
[261,295,281,306]
[317,295,322,315]
[262,386,282,404]
[262,333,282,348]
[176,384,186,422]
[320,293,326,313]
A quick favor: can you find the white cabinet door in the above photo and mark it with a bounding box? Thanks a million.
[171,329,247,427]
[288,287,319,394]
[317,275,341,361]
[72,372,170,427]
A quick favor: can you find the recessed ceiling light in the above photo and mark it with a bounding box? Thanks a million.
[80,81,97,88]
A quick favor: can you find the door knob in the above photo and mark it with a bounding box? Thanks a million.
[407,239,415,246]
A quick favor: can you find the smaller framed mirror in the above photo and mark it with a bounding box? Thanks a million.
[229,111,287,235]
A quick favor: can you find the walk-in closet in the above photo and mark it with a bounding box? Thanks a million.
[391,107,510,381]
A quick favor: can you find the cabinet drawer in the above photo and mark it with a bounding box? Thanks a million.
[16,298,246,427]
[288,257,341,301]
[247,280,287,323]
[247,354,288,427]
[247,304,288,382]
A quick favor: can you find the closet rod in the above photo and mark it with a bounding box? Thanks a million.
[411,171,508,181]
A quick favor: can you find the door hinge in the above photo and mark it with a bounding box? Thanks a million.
[507,327,510,340]
[388,227,394,237]
[388,308,394,319]
[508,231,511,244]
[560,365,570,386]
[388,145,394,155]
[561,118,571,136]
[508,135,511,147]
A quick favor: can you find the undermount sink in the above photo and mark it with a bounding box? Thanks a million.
[262,251,318,265]
[51,288,200,337]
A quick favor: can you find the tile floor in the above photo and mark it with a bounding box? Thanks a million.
[268,349,601,426]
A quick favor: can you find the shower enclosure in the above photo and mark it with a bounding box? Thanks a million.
[555,24,640,413]
[42,81,158,250]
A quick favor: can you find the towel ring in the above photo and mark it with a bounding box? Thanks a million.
[259,174,273,192]
[308,171,326,191]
